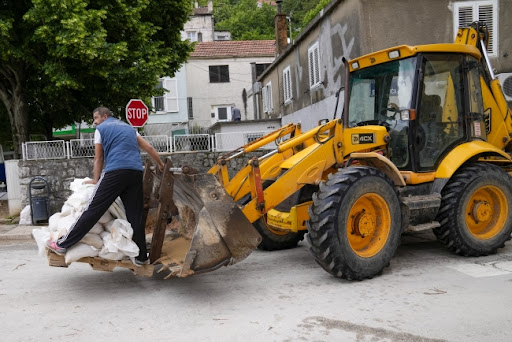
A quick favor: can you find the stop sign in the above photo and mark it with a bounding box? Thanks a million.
[126,99,148,127]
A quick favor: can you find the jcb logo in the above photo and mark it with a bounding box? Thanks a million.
[484,108,491,134]
[352,133,375,145]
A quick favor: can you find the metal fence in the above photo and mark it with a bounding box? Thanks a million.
[214,131,276,151]
[21,131,276,160]
[70,139,95,158]
[23,140,67,160]
[173,134,211,152]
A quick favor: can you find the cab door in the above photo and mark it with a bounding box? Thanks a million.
[414,54,468,171]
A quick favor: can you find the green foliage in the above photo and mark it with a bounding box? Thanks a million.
[214,0,276,40]
[301,0,331,27]
[0,0,193,152]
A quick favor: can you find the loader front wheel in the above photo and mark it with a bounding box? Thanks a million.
[253,217,306,251]
[434,163,512,256]
[306,167,402,280]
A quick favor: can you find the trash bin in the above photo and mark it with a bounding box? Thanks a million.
[29,177,50,225]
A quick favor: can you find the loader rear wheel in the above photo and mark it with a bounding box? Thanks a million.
[306,167,402,280]
[434,163,512,256]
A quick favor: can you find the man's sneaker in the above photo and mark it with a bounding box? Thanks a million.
[134,258,150,267]
[47,240,66,255]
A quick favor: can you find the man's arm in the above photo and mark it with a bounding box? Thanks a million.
[85,144,104,184]
[137,135,164,171]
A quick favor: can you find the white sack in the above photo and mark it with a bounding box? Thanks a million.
[80,233,104,249]
[48,212,63,231]
[32,227,51,256]
[98,210,113,224]
[65,243,99,264]
[108,197,127,220]
[101,219,139,257]
[98,247,126,261]
[19,205,31,225]
[90,223,104,234]
[60,203,74,217]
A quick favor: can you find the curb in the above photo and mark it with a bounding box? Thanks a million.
[0,225,37,240]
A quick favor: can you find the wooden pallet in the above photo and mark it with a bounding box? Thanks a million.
[47,250,154,277]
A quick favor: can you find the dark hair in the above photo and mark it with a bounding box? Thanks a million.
[93,106,112,117]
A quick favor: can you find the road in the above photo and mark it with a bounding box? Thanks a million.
[1,231,512,342]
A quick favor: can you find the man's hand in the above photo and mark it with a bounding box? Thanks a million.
[84,179,97,185]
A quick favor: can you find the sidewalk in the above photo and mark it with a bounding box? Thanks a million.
[0,224,38,240]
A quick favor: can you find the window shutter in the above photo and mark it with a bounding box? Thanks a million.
[269,83,273,111]
[164,78,178,112]
[454,1,497,56]
[283,67,292,102]
[457,5,473,28]
[309,50,315,87]
[314,47,320,85]
[478,4,494,54]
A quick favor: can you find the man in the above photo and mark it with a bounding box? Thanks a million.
[232,106,241,121]
[47,106,164,265]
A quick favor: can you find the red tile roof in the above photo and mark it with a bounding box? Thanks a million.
[190,40,276,58]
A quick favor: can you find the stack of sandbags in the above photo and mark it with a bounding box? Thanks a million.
[32,178,139,265]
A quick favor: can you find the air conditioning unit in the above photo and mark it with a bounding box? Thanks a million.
[496,73,512,102]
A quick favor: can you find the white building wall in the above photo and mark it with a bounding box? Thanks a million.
[181,15,214,42]
[186,56,275,126]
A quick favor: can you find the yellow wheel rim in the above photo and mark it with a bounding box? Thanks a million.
[466,185,508,240]
[347,193,391,258]
[263,216,289,236]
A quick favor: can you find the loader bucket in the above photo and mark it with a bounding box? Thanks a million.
[144,161,261,279]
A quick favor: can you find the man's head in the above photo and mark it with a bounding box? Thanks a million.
[93,107,112,126]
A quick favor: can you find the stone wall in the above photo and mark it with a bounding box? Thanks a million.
[19,151,267,215]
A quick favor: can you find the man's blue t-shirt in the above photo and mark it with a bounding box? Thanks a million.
[95,117,143,172]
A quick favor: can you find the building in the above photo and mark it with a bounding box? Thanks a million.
[186,40,275,127]
[145,1,276,136]
[254,0,512,131]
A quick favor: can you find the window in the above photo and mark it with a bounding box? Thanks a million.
[187,31,197,42]
[214,106,230,121]
[152,78,178,113]
[198,32,203,42]
[308,42,321,88]
[262,81,273,114]
[187,97,193,119]
[283,66,292,103]
[209,65,230,83]
[453,0,498,56]
[256,63,271,78]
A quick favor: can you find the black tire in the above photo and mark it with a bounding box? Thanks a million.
[306,167,402,280]
[433,163,512,256]
[254,185,316,251]
[253,217,306,251]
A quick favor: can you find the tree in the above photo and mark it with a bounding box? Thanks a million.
[213,0,276,40]
[0,0,193,157]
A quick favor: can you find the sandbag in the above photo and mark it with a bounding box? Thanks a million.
[98,210,113,224]
[19,205,31,225]
[98,248,126,261]
[65,243,99,264]
[80,233,104,249]
[90,223,104,234]
[32,227,50,256]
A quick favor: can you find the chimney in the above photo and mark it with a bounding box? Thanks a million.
[194,1,198,9]
[274,1,288,56]
[208,0,213,13]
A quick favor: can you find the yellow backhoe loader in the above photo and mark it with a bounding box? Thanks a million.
[49,22,512,281]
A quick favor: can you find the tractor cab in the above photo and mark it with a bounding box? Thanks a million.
[346,45,486,172]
